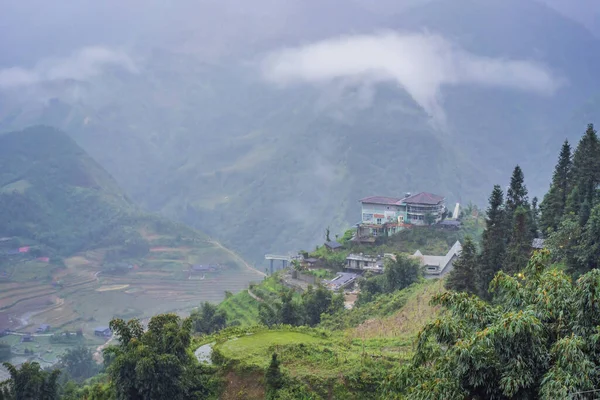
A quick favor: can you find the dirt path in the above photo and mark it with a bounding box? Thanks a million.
[247,289,263,302]
[93,334,115,363]
[206,240,266,277]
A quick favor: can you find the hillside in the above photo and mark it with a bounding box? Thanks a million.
[193,279,445,399]
[0,126,264,337]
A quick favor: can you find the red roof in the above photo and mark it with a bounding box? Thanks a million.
[359,196,404,206]
[403,192,444,205]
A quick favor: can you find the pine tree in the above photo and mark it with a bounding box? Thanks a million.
[567,124,600,222]
[506,165,529,213]
[531,196,539,238]
[539,140,572,234]
[504,206,533,274]
[577,204,600,272]
[445,236,477,295]
[477,185,507,298]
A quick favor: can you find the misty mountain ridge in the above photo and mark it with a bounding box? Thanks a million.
[0,125,220,259]
[2,0,600,263]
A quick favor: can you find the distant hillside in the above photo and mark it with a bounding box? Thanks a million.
[0,126,264,334]
[0,126,215,258]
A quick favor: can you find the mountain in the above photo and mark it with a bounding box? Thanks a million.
[1,0,600,265]
[0,126,264,333]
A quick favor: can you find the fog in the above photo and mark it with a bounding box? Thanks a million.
[261,31,561,126]
[0,47,136,88]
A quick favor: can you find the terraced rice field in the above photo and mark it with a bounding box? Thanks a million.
[0,240,264,336]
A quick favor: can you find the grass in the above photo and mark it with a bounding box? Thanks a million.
[218,331,325,366]
[218,291,260,326]
[350,278,445,339]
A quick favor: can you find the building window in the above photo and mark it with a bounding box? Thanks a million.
[376,218,382,224]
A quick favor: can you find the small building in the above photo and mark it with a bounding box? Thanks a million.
[345,253,395,273]
[191,264,217,273]
[532,238,546,249]
[323,272,360,291]
[324,241,343,252]
[21,333,34,342]
[438,220,461,230]
[302,257,320,269]
[412,241,462,276]
[36,324,50,333]
[94,327,112,337]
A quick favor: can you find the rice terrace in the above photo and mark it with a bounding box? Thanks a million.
[0,227,264,339]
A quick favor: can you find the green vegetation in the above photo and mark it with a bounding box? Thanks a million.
[0,362,61,400]
[190,302,227,334]
[391,250,600,399]
[104,314,216,399]
[356,254,422,305]
[57,346,99,383]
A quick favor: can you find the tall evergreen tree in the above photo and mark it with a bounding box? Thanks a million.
[504,206,534,274]
[504,166,534,273]
[477,185,507,298]
[539,140,572,234]
[567,124,600,222]
[506,165,529,213]
[531,196,539,238]
[577,203,600,272]
[445,236,477,295]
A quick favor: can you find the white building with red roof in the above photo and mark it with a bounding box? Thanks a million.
[356,192,446,240]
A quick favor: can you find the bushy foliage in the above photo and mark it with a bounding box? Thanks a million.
[393,250,600,399]
[190,302,227,335]
[0,362,61,400]
[57,346,99,382]
[258,285,344,328]
[357,254,422,305]
[104,314,216,400]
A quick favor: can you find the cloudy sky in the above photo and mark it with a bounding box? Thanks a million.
[261,31,561,125]
[0,0,590,124]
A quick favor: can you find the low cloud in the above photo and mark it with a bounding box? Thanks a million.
[261,31,563,125]
[0,46,137,89]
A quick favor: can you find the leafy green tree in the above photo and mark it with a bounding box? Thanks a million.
[540,140,572,234]
[477,185,507,298]
[104,314,213,400]
[302,285,331,326]
[356,274,386,305]
[190,302,227,335]
[1,362,61,400]
[393,250,600,399]
[278,289,301,326]
[445,236,477,295]
[384,254,422,292]
[265,353,283,399]
[58,346,98,382]
[258,302,279,327]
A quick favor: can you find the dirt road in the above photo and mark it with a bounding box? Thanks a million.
[206,240,266,277]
